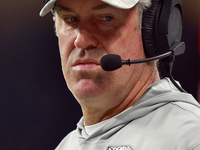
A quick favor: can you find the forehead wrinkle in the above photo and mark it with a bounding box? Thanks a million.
[55,2,116,14]
[55,3,75,13]
[91,3,114,11]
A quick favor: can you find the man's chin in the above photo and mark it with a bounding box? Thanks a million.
[70,79,104,101]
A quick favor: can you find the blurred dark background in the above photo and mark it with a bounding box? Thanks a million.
[0,0,199,149]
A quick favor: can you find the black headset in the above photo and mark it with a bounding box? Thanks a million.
[142,0,184,57]
[141,0,186,92]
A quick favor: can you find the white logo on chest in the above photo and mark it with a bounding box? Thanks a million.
[108,145,133,150]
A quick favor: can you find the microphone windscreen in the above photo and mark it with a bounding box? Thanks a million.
[100,54,122,71]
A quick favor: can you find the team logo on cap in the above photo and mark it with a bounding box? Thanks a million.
[107,145,133,150]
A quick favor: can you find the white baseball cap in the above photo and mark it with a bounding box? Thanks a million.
[40,0,139,17]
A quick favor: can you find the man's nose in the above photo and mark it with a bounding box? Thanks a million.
[74,24,98,50]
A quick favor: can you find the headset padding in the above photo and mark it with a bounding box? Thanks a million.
[142,0,160,57]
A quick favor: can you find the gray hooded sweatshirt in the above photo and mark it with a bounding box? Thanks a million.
[55,78,200,150]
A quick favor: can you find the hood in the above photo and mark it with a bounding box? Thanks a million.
[76,78,199,140]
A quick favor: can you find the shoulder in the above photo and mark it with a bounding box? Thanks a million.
[170,101,200,119]
[134,101,200,149]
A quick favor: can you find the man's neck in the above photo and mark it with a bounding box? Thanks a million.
[81,61,160,126]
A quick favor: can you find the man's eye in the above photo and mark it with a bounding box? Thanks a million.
[64,16,78,22]
[101,16,113,21]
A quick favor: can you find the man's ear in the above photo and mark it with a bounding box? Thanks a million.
[53,16,58,37]
[53,16,56,22]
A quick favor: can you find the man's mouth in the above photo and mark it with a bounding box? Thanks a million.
[72,59,100,70]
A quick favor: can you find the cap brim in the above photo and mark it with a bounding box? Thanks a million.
[39,0,139,17]
[40,0,57,17]
[101,0,139,9]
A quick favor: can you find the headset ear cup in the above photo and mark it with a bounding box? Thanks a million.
[142,0,160,57]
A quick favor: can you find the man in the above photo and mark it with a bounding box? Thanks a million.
[40,0,200,149]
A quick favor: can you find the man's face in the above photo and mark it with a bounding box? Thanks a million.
[54,0,147,109]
